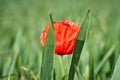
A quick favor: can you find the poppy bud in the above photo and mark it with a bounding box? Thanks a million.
[40,20,80,55]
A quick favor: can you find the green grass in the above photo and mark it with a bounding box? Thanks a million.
[0,0,120,80]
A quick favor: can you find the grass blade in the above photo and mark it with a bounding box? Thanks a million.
[95,44,117,75]
[89,52,94,80]
[40,14,54,80]
[68,9,90,80]
[111,54,120,80]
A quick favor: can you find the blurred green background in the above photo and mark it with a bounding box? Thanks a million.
[0,0,120,80]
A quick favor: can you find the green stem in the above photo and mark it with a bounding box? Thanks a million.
[61,55,67,80]
[61,55,65,75]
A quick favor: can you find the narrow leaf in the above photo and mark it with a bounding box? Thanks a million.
[95,44,117,75]
[40,14,54,80]
[68,9,90,80]
[111,54,120,80]
[89,53,94,80]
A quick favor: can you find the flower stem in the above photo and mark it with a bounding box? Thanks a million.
[61,55,67,80]
[61,55,65,76]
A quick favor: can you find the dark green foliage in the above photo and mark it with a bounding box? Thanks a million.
[68,10,90,80]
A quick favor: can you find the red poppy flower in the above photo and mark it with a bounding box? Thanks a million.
[40,20,80,55]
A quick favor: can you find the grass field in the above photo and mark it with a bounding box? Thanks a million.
[0,0,120,80]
